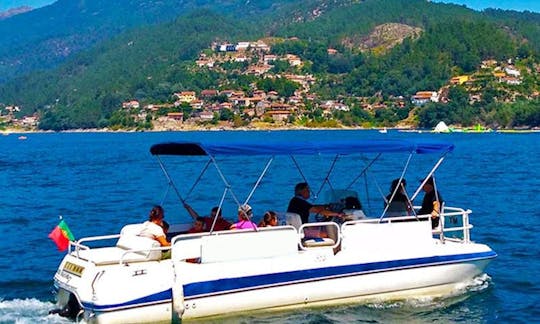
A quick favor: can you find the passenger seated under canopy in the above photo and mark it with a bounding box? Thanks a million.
[383,178,412,217]
[287,182,343,224]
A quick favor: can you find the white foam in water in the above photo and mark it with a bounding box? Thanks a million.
[453,273,492,294]
[365,274,492,310]
[0,298,71,323]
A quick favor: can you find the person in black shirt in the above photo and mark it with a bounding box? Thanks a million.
[418,177,443,229]
[287,182,343,224]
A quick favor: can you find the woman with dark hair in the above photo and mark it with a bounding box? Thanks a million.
[138,205,170,247]
[258,211,278,227]
[384,178,412,217]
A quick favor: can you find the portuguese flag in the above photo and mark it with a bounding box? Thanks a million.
[48,219,75,251]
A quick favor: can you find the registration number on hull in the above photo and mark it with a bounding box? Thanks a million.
[63,261,85,277]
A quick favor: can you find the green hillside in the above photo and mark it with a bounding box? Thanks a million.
[0,0,325,82]
[1,0,539,130]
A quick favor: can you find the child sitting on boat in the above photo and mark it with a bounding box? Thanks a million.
[258,211,278,227]
[188,217,205,233]
[183,203,232,231]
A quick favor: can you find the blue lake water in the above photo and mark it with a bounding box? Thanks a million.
[0,130,538,323]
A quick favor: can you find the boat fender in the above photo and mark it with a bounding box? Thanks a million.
[172,266,185,321]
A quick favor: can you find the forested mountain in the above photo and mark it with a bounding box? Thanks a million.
[1,0,539,130]
[272,0,535,96]
[8,9,260,129]
[0,0,335,82]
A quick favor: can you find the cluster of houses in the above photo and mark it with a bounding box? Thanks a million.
[0,105,38,130]
[411,59,530,106]
[121,39,411,128]
[122,88,317,126]
[196,40,303,73]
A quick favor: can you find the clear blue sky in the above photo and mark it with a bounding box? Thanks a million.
[435,0,540,13]
[0,0,539,12]
[0,0,55,11]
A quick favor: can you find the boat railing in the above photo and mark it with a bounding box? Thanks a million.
[68,233,173,265]
[341,206,473,243]
[436,206,473,243]
[69,234,121,256]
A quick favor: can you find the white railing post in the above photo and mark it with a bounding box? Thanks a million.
[463,209,471,243]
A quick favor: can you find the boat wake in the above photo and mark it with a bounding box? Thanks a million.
[0,298,71,323]
[455,273,492,293]
[366,274,492,310]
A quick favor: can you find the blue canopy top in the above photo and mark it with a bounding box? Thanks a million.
[150,139,454,156]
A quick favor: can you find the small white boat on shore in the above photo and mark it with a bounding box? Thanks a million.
[52,139,496,323]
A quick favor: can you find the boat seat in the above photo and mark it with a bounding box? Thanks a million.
[303,237,335,248]
[285,212,302,230]
[120,223,145,236]
[75,237,162,265]
[116,235,162,260]
[384,201,409,217]
[341,209,366,220]
[74,224,163,265]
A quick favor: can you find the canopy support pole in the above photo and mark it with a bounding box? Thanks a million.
[379,152,414,221]
[155,155,186,205]
[346,153,381,189]
[290,156,308,185]
[183,159,212,201]
[314,154,340,201]
[410,154,447,202]
[208,154,241,209]
[402,186,417,218]
[209,187,229,234]
[363,173,371,215]
[244,157,274,205]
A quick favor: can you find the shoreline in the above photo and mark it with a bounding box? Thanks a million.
[2,125,539,134]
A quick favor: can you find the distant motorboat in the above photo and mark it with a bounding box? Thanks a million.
[18,135,27,140]
[379,127,387,133]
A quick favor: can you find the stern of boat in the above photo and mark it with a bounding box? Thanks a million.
[52,253,88,320]
[52,226,175,323]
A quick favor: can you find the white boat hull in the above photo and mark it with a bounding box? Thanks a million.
[179,258,491,319]
[54,221,495,323]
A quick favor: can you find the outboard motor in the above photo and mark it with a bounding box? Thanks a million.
[49,293,82,320]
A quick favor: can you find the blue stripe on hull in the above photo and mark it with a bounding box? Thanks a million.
[81,289,171,311]
[83,251,496,312]
[184,251,496,298]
